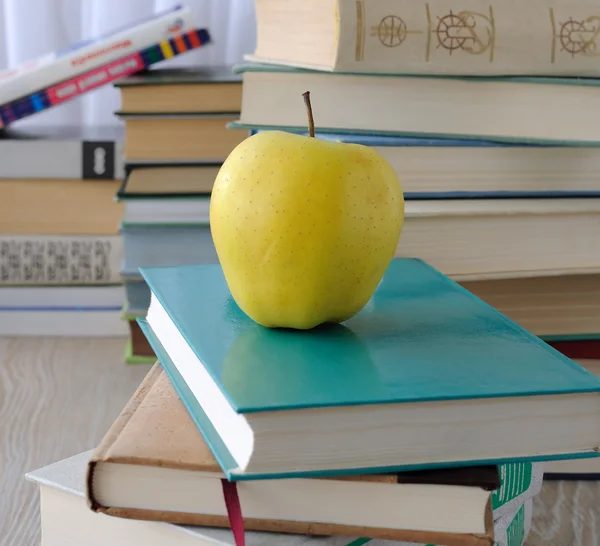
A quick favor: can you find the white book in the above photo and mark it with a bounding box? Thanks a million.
[27,451,534,546]
[0,4,193,105]
[0,235,122,285]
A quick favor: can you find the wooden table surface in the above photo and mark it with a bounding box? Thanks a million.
[0,337,598,546]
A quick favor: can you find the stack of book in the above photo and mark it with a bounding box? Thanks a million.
[26,258,600,546]
[0,5,213,336]
[228,0,600,475]
[112,68,245,362]
[0,126,125,336]
[232,0,600,347]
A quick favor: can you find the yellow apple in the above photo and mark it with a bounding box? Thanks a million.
[210,108,404,329]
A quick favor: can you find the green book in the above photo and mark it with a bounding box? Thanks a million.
[232,63,600,145]
[139,257,600,481]
[492,462,542,519]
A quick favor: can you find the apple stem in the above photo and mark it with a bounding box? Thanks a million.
[302,91,315,138]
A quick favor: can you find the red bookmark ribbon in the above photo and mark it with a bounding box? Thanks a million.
[221,479,245,546]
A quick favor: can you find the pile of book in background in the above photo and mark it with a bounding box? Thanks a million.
[230,0,600,479]
[113,66,244,362]
[0,4,210,335]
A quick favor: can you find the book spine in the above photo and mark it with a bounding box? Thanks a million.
[0,5,194,105]
[336,0,600,76]
[0,235,122,285]
[0,139,123,180]
[0,29,211,128]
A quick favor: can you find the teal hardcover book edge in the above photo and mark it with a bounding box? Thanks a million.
[138,317,599,481]
[227,121,600,148]
[233,62,600,87]
[140,258,600,413]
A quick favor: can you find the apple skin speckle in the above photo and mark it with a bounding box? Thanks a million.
[209,131,405,330]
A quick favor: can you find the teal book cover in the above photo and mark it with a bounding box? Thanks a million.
[139,258,600,479]
[140,258,600,412]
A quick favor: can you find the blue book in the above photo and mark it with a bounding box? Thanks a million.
[238,128,600,199]
[139,258,600,481]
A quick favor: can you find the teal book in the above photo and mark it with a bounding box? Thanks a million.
[233,63,600,146]
[139,258,600,481]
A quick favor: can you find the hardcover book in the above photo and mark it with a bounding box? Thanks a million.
[28,451,533,546]
[0,4,193,109]
[87,364,512,545]
[0,28,211,127]
[248,129,600,199]
[0,234,122,285]
[249,0,600,77]
[114,66,242,115]
[139,258,600,480]
[0,125,124,179]
[234,64,600,144]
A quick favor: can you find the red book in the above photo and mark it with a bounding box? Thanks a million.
[549,340,600,360]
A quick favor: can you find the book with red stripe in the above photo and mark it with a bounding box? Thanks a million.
[0,28,211,127]
[0,4,193,110]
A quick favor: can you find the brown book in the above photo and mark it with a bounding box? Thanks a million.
[115,66,242,115]
[87,364,495,546]
[459,273,600,338]
[120,164,221,197]
[127,318,155,358]
[118,114,247,163]
[0,178,122,235]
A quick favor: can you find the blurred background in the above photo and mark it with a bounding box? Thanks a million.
[0,0,256,127]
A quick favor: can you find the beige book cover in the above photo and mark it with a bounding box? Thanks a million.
[87,364,495,546]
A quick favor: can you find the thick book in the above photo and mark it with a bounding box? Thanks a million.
[120,225,217,278]
[86,364,510,545]
[459,274,600,339]
[249,0,600,78]
[0,125,123,179]
[117,167,214,225]
[0,4,193,110]
[139,258,600,481]
[117,113,247,164]
[544,456,600,480]
[119,164,221,197]
[248,130,600,199]
[124,279,152,314]
[0,308,127,337]
[114,66,242,114]
[126,198,600,281]
[0,28,211,127]
[0,234,122,285]
[0,178,122,236]
[28,452,532,546]
[0,284,123,309]
[545,360,600,479]
[233,64,600,145]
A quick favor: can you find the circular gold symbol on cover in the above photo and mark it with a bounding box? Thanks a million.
[377,15,407,47]
[559,18,597,55]
[436,12,468,51]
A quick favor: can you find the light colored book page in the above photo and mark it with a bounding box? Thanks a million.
[492,462,543,518]
[366,501,532,546]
